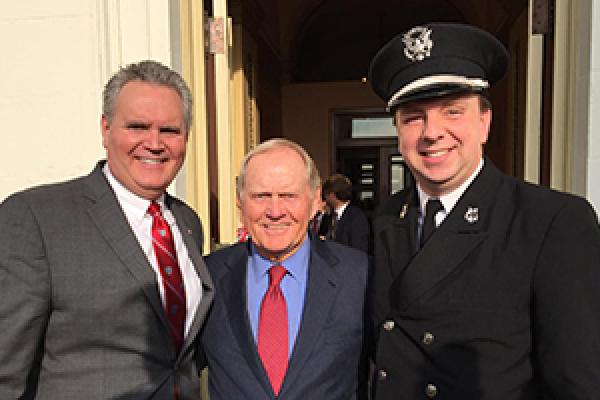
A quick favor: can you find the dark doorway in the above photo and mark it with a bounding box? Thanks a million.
[332,109,413,217]
[281,0,530,182]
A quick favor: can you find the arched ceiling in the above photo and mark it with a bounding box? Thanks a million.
[277,0,527,83]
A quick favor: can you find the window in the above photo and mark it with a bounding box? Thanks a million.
[351,117,395,138]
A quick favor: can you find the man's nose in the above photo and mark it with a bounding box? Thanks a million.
[145,128,164,150]
[266,197,284,218]
[421,112,444,141]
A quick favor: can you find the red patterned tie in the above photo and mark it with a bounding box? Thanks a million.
[148,202,186,354]
[258,265,288,396]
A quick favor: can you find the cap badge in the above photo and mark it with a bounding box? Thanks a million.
[399,204,408,219]
[402,26,433,62]
[464,206,479,224]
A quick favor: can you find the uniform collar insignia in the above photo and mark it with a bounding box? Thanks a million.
[464,206,479,224]
[402,26,433,62]
[399,203,408,219]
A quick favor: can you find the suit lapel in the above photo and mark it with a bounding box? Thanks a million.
[390,160,503,310]
[280,239,340,396]
[378,190,419,281]
[335,207,350,237]
[82,164,169,333]
[169,199,215,356]
[219,244,274,396]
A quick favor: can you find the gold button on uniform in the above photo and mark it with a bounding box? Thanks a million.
[377,369,387,381]
[383,320,395,331]
[422,331,434,345]
[425,383,438,398]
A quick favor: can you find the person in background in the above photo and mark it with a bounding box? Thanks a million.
[321,173,371,253]
[201,138,369,400]
[368,22,600,399]
[0,60,214,399]
[308,197,327,238]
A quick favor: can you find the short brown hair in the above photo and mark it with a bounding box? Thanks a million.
[322,174,353,201]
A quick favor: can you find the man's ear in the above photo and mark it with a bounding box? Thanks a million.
[311,187,322,218]
[101,115,110,149]
[480,108,492,145]
[236,192,242,211]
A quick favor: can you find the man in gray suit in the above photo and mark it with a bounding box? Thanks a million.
[0,60,214,399]
[201,138,369,400]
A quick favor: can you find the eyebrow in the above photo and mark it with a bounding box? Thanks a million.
[397,97,468,114]
[399,92,476,110]
[125,122,181,133]
[159,126,181,133]
[126,122,151,129]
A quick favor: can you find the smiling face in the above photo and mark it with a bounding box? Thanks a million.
[237,146,321,262]
[101,80,188,200]
[394,93,491,197]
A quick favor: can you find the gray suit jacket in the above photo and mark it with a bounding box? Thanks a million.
[0,162,214,400]
[201,238,369,400]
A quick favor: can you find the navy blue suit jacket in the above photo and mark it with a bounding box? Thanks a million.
[201,238,369,400]
[333,204,371,253]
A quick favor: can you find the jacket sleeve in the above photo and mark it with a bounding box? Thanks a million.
[0,194,51,399]
[533,196,600,397]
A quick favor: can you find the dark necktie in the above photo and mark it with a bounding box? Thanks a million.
[311,211,321,234]
[258,265,288,396]
[327,211,338,240]
[420,199,443,248]
[148,202,187,354]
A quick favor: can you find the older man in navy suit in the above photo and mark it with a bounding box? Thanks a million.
[201,138,369,400]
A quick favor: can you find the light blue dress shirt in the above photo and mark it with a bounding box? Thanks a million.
[247,235,310,356]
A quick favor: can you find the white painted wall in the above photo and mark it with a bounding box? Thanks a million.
[588,1,600,215]
[0,0,177,201]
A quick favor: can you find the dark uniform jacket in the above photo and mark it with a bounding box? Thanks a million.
[370,159,600,399]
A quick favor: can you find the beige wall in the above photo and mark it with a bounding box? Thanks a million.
[1,0,176,201]
[587,0,600,214]
[1,1,104,200]
[282,81,385,179]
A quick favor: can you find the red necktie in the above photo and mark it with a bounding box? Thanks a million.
[148,202,187,354]
[258,265,288,396]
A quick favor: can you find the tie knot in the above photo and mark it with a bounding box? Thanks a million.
[425,198,443,217]
[268,265,287,286]
[148,201,162,217]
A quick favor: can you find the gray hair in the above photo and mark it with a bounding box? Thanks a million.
[102,60,193,132]
[236,138,321,196]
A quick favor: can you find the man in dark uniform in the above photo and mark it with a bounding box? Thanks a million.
[368,22,600,399]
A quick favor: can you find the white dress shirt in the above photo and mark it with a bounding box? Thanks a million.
[103,165,202,336]
[334,200,350,220]
[417,158,484,232]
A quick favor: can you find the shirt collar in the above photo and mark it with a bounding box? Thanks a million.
[249,234,311,282]
[417,158,484,216]
[103,163,167,224]
[335,201,350,218]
